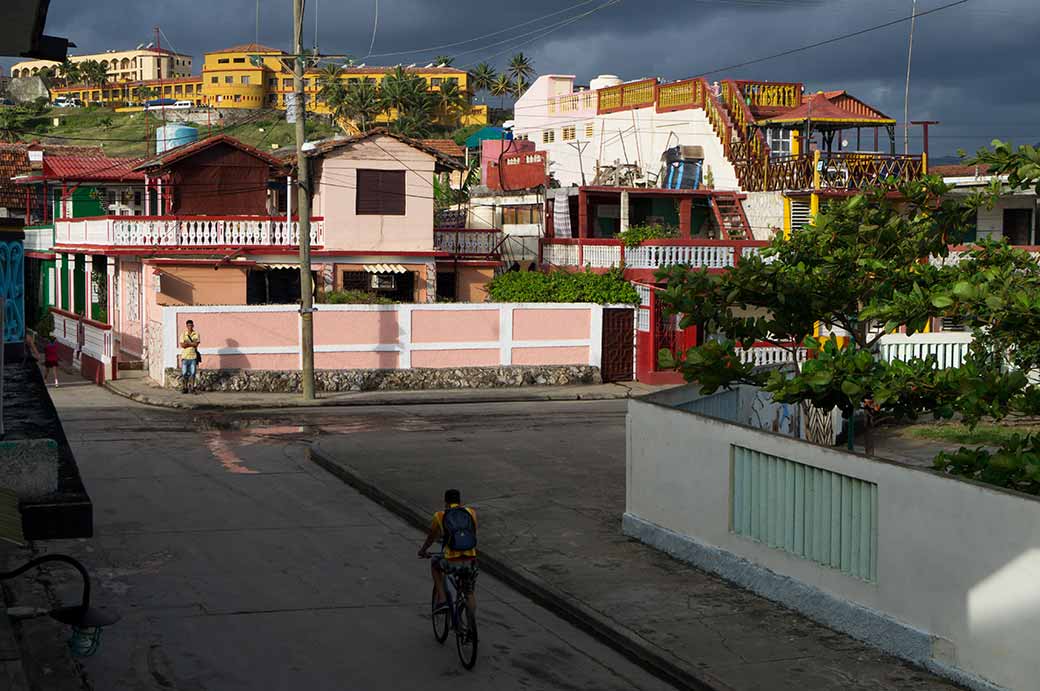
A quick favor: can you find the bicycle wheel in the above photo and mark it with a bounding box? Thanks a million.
[432,587,450,644]
[454,602,478,670]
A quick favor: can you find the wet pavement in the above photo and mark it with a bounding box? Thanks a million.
[37,379,673,691]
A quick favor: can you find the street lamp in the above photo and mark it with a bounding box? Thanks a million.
[0,554,119,657]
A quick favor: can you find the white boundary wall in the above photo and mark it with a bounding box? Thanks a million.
[625,393,1040,691]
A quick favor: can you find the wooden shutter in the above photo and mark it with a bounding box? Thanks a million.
[356,169,406,216]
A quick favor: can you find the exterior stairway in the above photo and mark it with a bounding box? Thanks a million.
[711,192,752,240]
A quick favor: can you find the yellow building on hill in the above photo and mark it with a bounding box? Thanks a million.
[50,43,487,127]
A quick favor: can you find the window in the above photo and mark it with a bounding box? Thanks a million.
[234,94,242,102]
[283,78,293,88]
[767,128,792,158]
[341,271,369,291]
[585,122,595,138]
[218,58,229,64]
[502,205,542,225]
[268,94,277,104]
[210,76,218,83]
[445,77,458,86]
[431,78,442,87]
[542,129,555,144]
[1003,208,1033,245]
[224,76,233,84]
[268,78,277,88]
[241,75,251,84]
[233,57,245,63]
[364,77,376,85]
[562,125,576,141]
[174,85,183,94]
[356,169,406,215]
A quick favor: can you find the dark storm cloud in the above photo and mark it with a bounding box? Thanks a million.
[10,0,1038,157]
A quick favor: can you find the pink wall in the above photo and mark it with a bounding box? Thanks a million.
[513,308,590,341]
[118,259,143,356]
[411,309,499,343]
[161,305,617,380]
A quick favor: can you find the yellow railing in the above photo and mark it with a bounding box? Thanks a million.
[597,85,623,112]
[734,81,803,109]
[656,79,702,111]
[597,78,656,114]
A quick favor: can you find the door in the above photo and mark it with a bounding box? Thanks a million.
[601,308,634,382]
[1003,208,1033,246]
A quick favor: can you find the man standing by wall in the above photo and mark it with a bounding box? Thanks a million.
[179,319,201,394]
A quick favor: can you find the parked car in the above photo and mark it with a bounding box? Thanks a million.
[143,98,177,110]
[173,100,194,109]
[53,97,84,108]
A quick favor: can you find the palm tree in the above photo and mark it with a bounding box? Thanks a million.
[381,66,430,124]
[490,75,513,110]
[59,59,81,86]
[435,80,466,118]
[432,55,454,67]
[338,80,384,133]
[469,62,496,104]
[134,85,158,103]
[316,63,346,109]
[78,60,109,88]
[507,53,534,85]
[512,77,530,100]
[390,111,432,139]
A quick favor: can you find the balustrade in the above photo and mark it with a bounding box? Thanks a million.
[66,216,323,248]
[433,229,502,256]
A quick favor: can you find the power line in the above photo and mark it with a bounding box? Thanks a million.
[366,0,379,58]
[362,0,602,59]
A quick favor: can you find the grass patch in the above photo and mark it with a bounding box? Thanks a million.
[908,422,1040,446]
[13,107,339,157]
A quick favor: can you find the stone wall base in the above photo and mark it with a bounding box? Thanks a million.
[164,365,601,393]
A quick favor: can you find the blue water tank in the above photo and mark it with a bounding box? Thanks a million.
[155,124,198,154]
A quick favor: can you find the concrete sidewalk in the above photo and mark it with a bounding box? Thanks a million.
[105,370,659,410]
[310,427,964,691]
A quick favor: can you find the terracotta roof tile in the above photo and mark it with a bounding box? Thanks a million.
[41,156,146,181]
[135,133,288,171]
[422,139,465,159]
[931,163,991,178]
[0,143,107,209]
[208,43,285,55]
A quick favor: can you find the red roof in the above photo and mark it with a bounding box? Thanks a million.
[759,92,896,126]
[422,139,465,159]
[135,133,288,171]
[40,156,146,182]
[0,143,107,208]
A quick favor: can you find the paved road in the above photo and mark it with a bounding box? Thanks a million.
[45,381,672,691]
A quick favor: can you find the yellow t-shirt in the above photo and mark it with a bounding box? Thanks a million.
[432,505,477,560]
[181,330,200,361]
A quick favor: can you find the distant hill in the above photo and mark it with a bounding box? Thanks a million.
[5,106,340,158]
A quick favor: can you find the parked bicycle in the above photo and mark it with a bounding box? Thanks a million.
[423,553,478,669]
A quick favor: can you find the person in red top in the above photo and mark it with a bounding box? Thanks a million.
[43,334,60,387]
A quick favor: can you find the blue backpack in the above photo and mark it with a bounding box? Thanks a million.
[442,507,477,551]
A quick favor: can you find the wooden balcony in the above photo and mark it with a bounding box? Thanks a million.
[52,215,325,250]
[762,152,925,192]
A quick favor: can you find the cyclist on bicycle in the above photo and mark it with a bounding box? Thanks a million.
[418,489,478,626]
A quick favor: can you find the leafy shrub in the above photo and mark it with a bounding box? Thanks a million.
[319,289,394,305]
[616,224,679,247]
[487,268,639,305]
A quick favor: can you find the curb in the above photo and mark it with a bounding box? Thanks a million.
[307,446,732,691]
[103,381,635,411]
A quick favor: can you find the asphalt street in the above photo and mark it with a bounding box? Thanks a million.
[43,380,672,691]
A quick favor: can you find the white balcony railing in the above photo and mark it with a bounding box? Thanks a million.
[626,243,737,270]
[878,332,973,369]
[583,244,622,268]
[543,242,578,267]
[23,226,53,252]
[54,216,325,249]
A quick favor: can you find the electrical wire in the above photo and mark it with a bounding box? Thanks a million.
[366,0,379,58]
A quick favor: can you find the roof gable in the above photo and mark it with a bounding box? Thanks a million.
[135,134,288,173]
[305,129,463,171]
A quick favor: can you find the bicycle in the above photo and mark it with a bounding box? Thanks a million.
[423,553,478,670]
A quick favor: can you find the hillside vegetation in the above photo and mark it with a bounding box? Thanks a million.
[3,105,340,157]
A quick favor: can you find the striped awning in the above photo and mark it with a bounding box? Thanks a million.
[363,264,409,274]
[262,263,300,270]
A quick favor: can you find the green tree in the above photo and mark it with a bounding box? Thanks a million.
[133,85,158,103]
[656,177,980,454]
[507,53,534,84]
[59,59,81,86]
[78,60,109,87]
[433,55,454,67]
[390,110,432,139]
[469,62,496,104]
[315,63,346,110]
[380,66,430,120]
[434,79,466,118]
[490,75,513,110]
[338,80,384,133]
[511,77,529,99]
[36,66,56,87]
[0,108,29,141]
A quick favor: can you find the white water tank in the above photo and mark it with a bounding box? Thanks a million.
[590,74,623,91]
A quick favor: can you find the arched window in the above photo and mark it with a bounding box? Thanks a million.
[31,67,39,75]
[121,58,130,69]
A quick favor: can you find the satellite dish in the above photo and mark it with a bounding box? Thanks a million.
[841,139,849,148]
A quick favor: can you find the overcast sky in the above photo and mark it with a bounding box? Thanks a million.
[9,0,1037,159]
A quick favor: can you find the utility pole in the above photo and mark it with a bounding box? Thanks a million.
[567,140,590,186]
[903,0,918,155]
[292,0,315,400]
